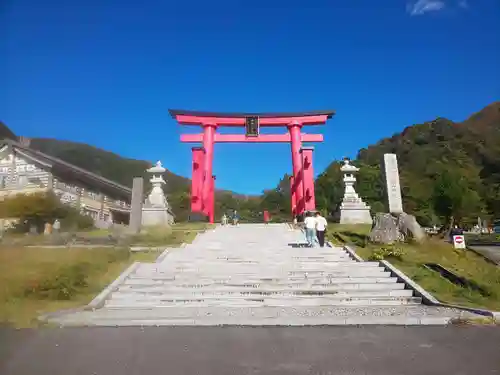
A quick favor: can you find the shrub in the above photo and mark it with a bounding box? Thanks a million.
[59,206,95,231]
[24,263,90,300]
[0,192,95,233]
[369,245,406,261]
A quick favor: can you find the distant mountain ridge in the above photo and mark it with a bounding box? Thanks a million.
[28,138,190,193]
[3,101,499,225]
[0,125,254,220]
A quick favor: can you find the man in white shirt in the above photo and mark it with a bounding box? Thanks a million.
[303,212,317,247]
[314,212,328,247]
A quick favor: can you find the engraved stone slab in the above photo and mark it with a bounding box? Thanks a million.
[382,154,403,215]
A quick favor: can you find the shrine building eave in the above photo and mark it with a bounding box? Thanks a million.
[169,109,335,127]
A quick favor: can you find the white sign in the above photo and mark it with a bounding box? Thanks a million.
[383,154,404,214]
[453,235,466,249]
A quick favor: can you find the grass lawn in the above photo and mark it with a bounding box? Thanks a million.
[327,224,500,311]
[128,223,212,246]
[0,222,209,328]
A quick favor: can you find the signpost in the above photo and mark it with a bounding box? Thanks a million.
[453,235,466,249]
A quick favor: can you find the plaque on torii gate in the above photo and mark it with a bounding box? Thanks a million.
[169,109,335,223]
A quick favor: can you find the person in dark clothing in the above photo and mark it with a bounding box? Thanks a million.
[314,211,328,247]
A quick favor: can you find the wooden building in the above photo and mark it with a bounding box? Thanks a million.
[0,139,132,226]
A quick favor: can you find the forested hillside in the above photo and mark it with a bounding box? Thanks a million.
[2,101,499,224]
[315,102,500,226]
[0,122,17,141]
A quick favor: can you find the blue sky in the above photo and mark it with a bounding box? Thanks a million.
[2,0,499,195]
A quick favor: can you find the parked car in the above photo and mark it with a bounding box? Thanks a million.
[493,219,500,234]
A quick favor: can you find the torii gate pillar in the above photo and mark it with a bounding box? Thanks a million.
[301,147,316,211]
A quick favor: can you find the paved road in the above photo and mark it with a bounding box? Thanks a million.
[2,327,499,374]
[469,246,500,265]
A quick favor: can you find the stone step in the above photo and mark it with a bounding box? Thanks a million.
[110,289,413,300]
[165,250,350,255]
[104,296,422,308]
[136,263,385,275]
[117,283,406,293]
[53,316,452,326]
[157,259,357,266]
[122,276,398,287]
[132,270,388,279]
[143,261,380,267]
[163,256,354,262]
[129,270,392,281]
[47,305,465,326]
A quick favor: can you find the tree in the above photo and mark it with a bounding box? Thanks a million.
[432,169,484,229]
[0,192,66,232]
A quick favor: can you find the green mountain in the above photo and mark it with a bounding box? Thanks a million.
[0,122,18,141]
[28,138,190,193]
[315,102,500,226]
[3,101,499,225]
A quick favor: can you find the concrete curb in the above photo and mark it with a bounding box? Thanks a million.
[130,246,165,252]
[49,317,454,327]
[380,260,440,304]
[338,244,500,322]
[39,261,142,324]
[38,307,88,324]
[88,261,141,309]
[156,248,174,263]
[155,234,198,263]
[466,246,500,266]
[341,244,364,262]
[380,261,500,320]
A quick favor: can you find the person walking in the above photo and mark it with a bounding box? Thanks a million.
[221,213,228,226]
[315,211,328,247]
[303,212,316,247]
[52,219,61,234]
[263,210,270,225]
[232,210,240,226]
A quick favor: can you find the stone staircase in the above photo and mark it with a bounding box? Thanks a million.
[47,224,473,326]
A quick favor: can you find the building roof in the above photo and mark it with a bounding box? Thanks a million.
[1,139,132,198]
[168,109,335,119]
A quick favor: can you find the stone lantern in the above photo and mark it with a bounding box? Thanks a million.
[339,158,373,225]
[141,161,175,226]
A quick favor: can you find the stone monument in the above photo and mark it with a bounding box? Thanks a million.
[129,177,144,234]
[382,153,404,214]
[339,159,373,225]
[141,161,175,227]
[369,153,425,243]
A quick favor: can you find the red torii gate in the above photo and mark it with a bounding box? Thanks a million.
[169,110,335,223]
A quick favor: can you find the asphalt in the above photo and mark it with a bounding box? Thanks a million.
[468,245,500,265]
[1,326,499,375]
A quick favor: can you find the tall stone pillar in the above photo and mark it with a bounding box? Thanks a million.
[129,177,144,234]
[300,147,316,212]
[202,124,216,216]
[288,123,304,215]
[382,154,404,215]
[191,147,204,213]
